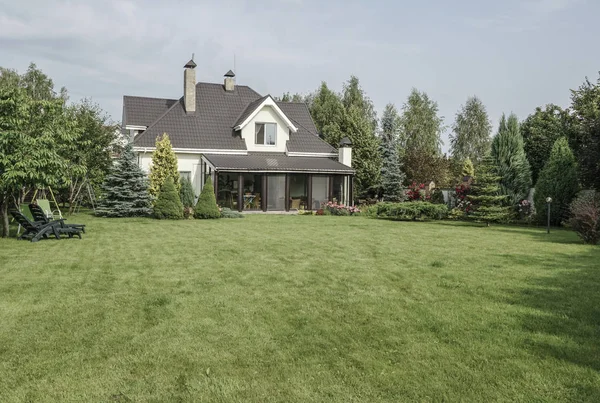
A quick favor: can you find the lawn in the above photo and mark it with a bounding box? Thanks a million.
[0,214,599,402]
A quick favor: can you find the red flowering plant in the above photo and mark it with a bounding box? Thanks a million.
[449,183,472,219]
[406,182,430,202]
[324,201,361,216]
[518,199,532,220]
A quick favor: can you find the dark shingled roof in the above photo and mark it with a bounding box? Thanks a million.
[184,59,197,68]
[125,83,336,154]
[123,96,178,127]
[204,153,354,173]
[224,70,235,77]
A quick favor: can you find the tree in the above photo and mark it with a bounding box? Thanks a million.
[491,113,532,205]
[276,92,306,103]
[342,76,378,132]
[450,96,492,164]
[462,158,474,178]
[149,133,179,198]
[309,82,345,145]
[521,104,574,184]
[379,104,406,201]
[534,137,579,226]
[403,149,451,187]
[194,177,220,219]
[95,143,152,217]
[179,177,195,208]
[399,88,444,157]
[153,177,183,219]
[569,74,600,190]
[467,155,509,226]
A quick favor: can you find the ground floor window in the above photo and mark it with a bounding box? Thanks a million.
[312,175,329,210]
[289,174,308,210]
[217,172,263,210]
[267,174,286,211]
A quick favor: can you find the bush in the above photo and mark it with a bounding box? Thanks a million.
[406,182,430,201]
[431,188,445,204]
[372,202,448,221]
[568,192,600,244]
[324,201,361,216]
[180,177,195,208]
[220,207,244,219]
[153,177,183,219]
[194,177,221,219]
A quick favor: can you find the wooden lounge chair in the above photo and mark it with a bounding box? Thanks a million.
[29,203,86,233]
[10,211,82,242]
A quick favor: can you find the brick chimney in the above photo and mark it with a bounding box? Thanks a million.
[224,70,235,92]
[183,58,196,114]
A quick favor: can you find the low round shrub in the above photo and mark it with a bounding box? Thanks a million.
[569,192,600,245]
[221,207,244,218]
[153,177,183,219]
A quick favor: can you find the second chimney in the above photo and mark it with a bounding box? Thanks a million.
[183,59,196,114]
[224,70,235,92]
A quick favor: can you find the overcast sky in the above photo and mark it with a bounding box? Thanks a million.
[1,0,599,152]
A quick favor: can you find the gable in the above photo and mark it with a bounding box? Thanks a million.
[233,95,298,133]
[239,105,291,152]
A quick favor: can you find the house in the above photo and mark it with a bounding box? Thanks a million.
[122,59,354,212]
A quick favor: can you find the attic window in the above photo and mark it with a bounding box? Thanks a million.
[255,123,276,146]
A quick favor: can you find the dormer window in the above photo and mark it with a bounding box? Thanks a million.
[255,123,276,146]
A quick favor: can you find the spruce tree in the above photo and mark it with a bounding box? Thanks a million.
[491,113,532,205]
[380,104,406,201]
[96,143,152,217]
[194,177,220,219]
[149,133,179,198]
[467,155,509,226]
[154,177,183,219]
[534,137,579,226]
[179,177,195,208]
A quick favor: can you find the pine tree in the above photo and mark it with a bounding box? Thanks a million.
[154,177,183,219]
[149,133,179,198]
[491,113,532,205]
[194,177,220,219]
[96,143,152,217]
[380,104,406,201]
[450,96,492,164]
[534,137,579,226]
[179,177,195,208]
[467,155,509,226]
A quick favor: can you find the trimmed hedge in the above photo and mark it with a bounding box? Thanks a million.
[221,207,244,219]
[372,202,448,221]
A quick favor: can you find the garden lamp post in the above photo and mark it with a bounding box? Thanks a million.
[546,197,553,234]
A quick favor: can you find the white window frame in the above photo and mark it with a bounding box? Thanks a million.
[255,122,277,146]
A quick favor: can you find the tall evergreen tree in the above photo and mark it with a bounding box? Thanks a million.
[521,104,574,184]
[450,96,492,164]
[309,82,345,145]
[179,177,195,208]
[154,177,183,220]
[149,133,179,197]
[399,88,444,157]
[96,143,152,217]
[342,76,378,132]
[380,104,406,201]
[534,137,579,226]
[491,113,532,205]
[194,177,220,219]
[467,155,509,226]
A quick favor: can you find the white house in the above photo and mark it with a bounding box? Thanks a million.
[122,59,354,212]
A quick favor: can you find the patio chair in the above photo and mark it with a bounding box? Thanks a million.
[10,211,82,242]
[29,203,86,233]
[291,199,301,210]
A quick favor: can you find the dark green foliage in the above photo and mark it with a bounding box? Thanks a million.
[194,177,220,219]
[568,192,600,244]
[491,113,532,205]
[431,188,445,204]
[380,104,406,202]
[372,202,448,221]
[399,88,444,156]
[468,155,510,225]
[534,137,579,226]
[179,177,195,208]
[96,143,152,217]
[220,207,244,218]
[450,96,492,164]
[153,177,183,220]
[521,104,574,184]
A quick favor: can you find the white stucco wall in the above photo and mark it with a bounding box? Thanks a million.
[240,106,290,152]
[137,152,204,196]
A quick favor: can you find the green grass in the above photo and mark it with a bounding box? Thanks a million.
[1,215,599,402]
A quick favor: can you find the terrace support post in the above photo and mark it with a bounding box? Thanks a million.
[328,175,334,202]
[262,175,268,212]
[307,174,313,211]
[285,173,290,212]
[237,173,243,212]
[349,175,354,206]
[214,171,219,201]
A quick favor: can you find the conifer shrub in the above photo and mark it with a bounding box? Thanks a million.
[194,177,220,219]
[153,177,183,219]
[467,155,510,226]
[220,208,244,218]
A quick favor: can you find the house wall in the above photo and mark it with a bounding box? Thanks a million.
[240,106,290,153]
[137,152,203,196]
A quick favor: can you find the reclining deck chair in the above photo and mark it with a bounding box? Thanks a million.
[10,211,83,242]
[29,203,86,233]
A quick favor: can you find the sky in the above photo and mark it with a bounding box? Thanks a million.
[1,0,599,152]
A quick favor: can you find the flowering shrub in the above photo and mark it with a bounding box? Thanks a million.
[373,202,448,221]
[517,199,532,219]
[325,201,361,216]
[406,182,430,201]
[449,183,472,219]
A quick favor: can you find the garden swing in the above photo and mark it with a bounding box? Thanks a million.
[30,187,63,219]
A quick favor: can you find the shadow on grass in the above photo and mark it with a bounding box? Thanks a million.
[502,251,600,379]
